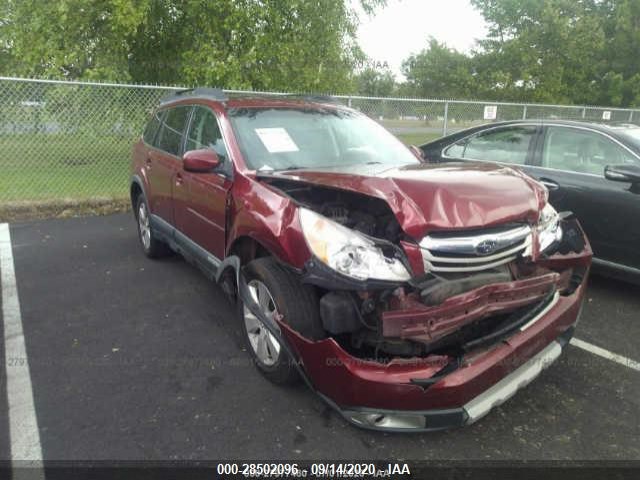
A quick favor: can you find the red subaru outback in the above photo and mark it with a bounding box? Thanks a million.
[131,88,592,431]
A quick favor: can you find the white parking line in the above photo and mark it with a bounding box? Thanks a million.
[1,223,45,478]
[571,337,640,372]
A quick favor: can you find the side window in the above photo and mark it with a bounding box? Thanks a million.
[185,106,228,163]
[143,110,164,146]
[157,106,191,156]
[543,127,639,176]
[445,126,536,165]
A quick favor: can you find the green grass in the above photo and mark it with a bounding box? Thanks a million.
[396,132,441,146]
[381,118,436,128]
[0,134,132,202]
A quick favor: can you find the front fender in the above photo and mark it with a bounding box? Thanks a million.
[226,175,311,268]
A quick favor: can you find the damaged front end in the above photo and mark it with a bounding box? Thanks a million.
[251,175,592,431]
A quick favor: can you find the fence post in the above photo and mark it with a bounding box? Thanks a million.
[442,101,449,137]
[629,110,633,122]
[348,96,352,108]
[522,105,527,120]
[582,107,586,119]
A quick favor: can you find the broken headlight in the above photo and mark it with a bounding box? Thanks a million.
[537,203,563,253]
[298,208,411,282]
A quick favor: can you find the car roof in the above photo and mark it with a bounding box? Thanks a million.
[424,119,640,144]
[159,88,345,111]
[464,119,640,134]
[421,118,640,155]
[226,97,344,109]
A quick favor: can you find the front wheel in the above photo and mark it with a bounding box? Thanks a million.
[240,257,325,385]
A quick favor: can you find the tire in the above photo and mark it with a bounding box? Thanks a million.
[134,195,171,258]
[240,257,325,385]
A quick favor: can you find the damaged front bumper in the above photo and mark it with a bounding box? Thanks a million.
[237,219,591,432]
[240,273,586,432]
[277,278,584,432]
[382,272,564,343]
[343,326,573,431]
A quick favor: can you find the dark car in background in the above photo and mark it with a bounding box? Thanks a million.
[421,120,640,282]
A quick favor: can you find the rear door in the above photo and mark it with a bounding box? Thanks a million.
[173,105,232,260]
[524,125,640,268]
[135,108,163,198]
[149,105,192,224]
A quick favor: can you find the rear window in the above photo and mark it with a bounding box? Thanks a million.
[543,126,639,175]
[157,106,191,156]
[143,110,164,146]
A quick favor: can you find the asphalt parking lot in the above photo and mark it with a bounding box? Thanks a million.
[0,213,639,462]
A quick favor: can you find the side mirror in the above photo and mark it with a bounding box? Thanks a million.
[604,164,640,183]
[183,149,220,173]
[409,145,424,161]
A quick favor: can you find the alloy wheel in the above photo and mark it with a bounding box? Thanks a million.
[138,202,151,250]
[243,279,282,366]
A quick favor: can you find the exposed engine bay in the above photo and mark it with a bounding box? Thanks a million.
[261,177,403,243]
[261,175,589,364]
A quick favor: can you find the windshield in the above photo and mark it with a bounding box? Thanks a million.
[228,107,420,171]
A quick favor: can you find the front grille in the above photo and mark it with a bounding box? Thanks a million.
[420,225,532,273]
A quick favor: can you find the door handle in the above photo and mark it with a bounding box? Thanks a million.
[175,172,183,185]
[145,156,152,169]
[539,178,559,191]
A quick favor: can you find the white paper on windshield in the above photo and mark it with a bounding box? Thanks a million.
[255,128,299,153]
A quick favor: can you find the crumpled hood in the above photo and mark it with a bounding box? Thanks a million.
[266,162,547,239]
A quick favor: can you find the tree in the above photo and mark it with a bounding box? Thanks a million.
[397,1,640,107]
[0,0,143,81]
[354,67,396,96]
[0,0,386,93]
[601,0,640,106]
[401,38,476,99]
[470,0,607,104]
[468,0,640,106]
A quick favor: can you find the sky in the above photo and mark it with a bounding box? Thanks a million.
[355,0,488,80]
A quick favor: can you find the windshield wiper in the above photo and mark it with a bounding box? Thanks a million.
[274,166,307,171]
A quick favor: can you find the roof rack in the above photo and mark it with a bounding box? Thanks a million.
[159,87,228,104]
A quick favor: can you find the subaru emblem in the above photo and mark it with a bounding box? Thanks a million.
[475,239,498,256]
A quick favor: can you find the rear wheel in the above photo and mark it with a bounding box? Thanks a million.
[240,257,325,384]
[135,195,171,258]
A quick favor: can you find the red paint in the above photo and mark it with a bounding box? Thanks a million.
[281,282,585,410]
[382,272,560,341]
[400,240,426,277]
[173,168,232,259]
[183,149,220,172]
[268,162,547,239]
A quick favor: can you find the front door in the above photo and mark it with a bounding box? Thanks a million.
[524,125,640,268]
[173,105,232,260]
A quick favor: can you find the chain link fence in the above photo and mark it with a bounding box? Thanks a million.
[1,76,639,219]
